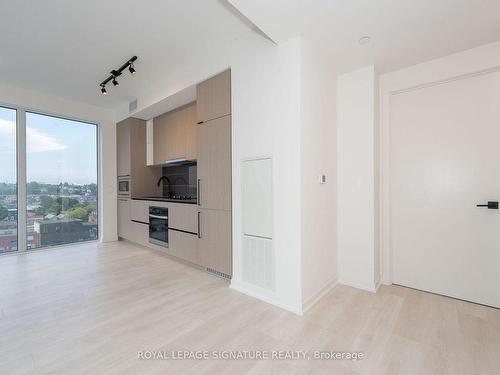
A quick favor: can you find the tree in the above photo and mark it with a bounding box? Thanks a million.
[0,205,8,220]
[66,207,88,221]
[50,197,80,215]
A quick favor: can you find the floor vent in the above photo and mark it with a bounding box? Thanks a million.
[206,267,231,280]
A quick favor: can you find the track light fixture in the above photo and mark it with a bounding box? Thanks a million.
[99,56,137,95]
[129,63,136,75]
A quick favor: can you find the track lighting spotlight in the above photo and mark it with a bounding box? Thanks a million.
[99,56,137,95]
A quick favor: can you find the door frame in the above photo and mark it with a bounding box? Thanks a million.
[379,44,500,285]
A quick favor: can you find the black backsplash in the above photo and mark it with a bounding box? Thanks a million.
[161,162,197,199]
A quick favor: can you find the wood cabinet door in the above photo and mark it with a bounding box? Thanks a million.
[198,209,231,276]
[116,120,131,176]
[154,103,197,164]
[197,115,231,211]
[196,70,231,123]
[169,230,198,264]
[130,200,149,224]
[169,204,198,234]
[117,198,131,239]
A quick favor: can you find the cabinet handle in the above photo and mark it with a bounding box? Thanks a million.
[197,179,201,206]
[197,211,201,239]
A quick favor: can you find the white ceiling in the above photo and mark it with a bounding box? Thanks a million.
[0,0,255,109]
[229,0,500,74]
[2,1,500,111]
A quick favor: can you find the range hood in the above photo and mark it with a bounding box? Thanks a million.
[162,157,197,166]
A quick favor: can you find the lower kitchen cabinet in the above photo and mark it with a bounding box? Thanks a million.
[198,209,231,276]
[117,198,131,239]
[169,230,198,264]
[129,220,149,247]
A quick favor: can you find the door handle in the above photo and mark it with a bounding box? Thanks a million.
[197,179,201,206]
[197,211,201,239]
[476,201,499,209]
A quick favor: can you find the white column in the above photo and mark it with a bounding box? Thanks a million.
[336,66,380,292]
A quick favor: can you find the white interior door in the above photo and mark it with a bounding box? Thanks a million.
[391,70,500,308]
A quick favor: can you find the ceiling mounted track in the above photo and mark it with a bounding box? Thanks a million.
[99,56,137,95]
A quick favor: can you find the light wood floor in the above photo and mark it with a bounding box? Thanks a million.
[1,241,499,375]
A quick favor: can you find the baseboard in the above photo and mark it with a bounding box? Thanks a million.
[230,280,303,316]
[302,278,338,314]
[339,278,378,293]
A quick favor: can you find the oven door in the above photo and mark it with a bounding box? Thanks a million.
[149,211,168,247]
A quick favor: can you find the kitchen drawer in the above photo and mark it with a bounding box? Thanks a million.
[129,220,149,247]
[169,230,198,264]
[130,200,149,224]
[168,203,198,234]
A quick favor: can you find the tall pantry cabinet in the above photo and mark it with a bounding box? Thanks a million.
[196,70,232,277]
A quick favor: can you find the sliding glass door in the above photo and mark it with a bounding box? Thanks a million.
[0,106,98,253]
[0,107,17,253]
[26,112,98,249]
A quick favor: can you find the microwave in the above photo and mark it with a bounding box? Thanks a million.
[118,176,131,197]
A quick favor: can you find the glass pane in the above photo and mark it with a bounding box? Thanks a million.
[0,107,17,253]
[26,112,98,249]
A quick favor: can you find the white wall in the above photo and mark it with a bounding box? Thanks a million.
[0,84,117,243]
[118,33,304,314]
[300,37,338,308]
[337,66,379,292]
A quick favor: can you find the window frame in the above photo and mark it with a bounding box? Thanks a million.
[0,102,101,253]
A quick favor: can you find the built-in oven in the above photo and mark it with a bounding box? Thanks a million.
[149,206,168,247]
[118,175,131,197]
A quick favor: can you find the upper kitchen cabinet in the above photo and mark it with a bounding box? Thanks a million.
[153,102,197,165]
[196,70,231,123]
[117,118,132,177]
[116,118,162,196]
[197,115,231,211]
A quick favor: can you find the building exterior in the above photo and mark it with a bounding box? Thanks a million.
[33,218,98,247]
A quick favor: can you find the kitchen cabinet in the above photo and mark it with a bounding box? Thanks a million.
[117,121,131,177]
[116,118,161,196]
[169,204,198,234]
[196,70,231,123]
[117,198,131,239]
[198,209,231,276]
[129,220,149,247]
[169,230,198,264]
[130,200,149,224]
[197,115,231,211]
[153,103,197,165]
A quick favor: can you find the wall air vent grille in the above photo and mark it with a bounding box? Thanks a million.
[206,267,231,280]
[242,235,274,290]
[129,99,138,113]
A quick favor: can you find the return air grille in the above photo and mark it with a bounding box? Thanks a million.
[242,235,274,290]
[206,267,231,280]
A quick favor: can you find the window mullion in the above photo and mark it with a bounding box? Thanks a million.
[17,109,27,252]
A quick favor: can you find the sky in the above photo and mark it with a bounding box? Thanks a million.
[0,107,97,185]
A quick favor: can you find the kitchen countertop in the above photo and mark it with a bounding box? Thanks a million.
[132,196,198,205]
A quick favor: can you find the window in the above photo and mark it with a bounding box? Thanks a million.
[26,112,98,249]
[0,106,99,253]
[0,107,17,254]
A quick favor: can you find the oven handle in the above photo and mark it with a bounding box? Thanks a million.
[149,215,168,220]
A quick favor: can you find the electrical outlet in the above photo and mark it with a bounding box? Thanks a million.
[319,174,327,184]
